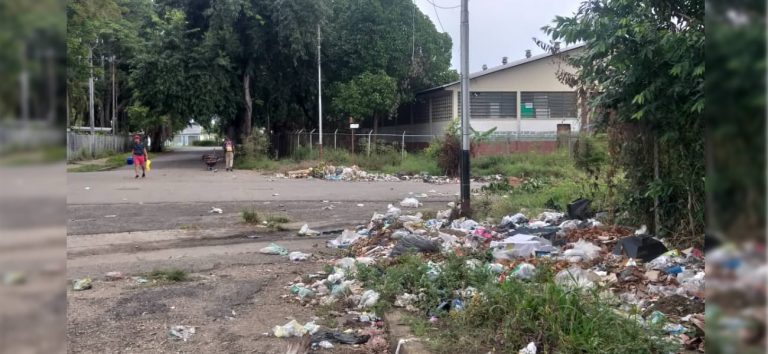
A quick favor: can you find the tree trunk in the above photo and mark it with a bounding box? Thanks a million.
[241,72,252,140]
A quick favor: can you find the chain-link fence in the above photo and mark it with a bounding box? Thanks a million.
[272,129,580,160]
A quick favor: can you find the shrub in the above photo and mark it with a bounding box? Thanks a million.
[241,208,261,224]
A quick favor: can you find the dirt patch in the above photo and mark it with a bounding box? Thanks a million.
[111,283,210,319]
[204,280,264,318]
[644,294,705,317]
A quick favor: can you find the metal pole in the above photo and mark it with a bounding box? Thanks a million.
[317,24,323,159]
[334,129,338,150]
[88,45,96,157]
[459,0,471,213]
[401,131,406,160]
[367,130,373,157]
[310,129,315,152]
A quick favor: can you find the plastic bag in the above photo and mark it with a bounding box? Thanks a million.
[518,342,537,354]
[327,229,363,248]
[298,224,319,236]
[391,230,409,240]
[358,290,380,308]
[259,243,288,255]
[335,257,357,270]
[486,263,505,274]
[398,213,423,223]
[501,212,528,227]
[145,159,152,171]
[288,251,310,261]
[273,320,307,338]
[562,239,602,262]
[537,211,564,225]
[390,234,439,256]
[168,325,196,341]
[490,234,556,259]
[73,277,92,291]
[511,263,536,280]
[555,267,600,289]
[400,197,421,208]
[310,329,370,345]
[386,204,402,218]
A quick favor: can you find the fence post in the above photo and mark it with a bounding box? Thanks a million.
[334,129,338,150]
[506,131,511,154]
[367,130,373,157]
[401,131,406,160]
[296,129,303,152]
[309,129,315,152]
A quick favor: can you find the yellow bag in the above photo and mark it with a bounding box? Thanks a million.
[145,159,152,171]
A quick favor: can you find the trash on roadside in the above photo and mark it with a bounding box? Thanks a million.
[318,340,334,349]
[259,243,289,256]
[105,271,125,281]
[511,263,537,280]
[288,252,311,261]
[562,239,602,262]
[168,325,196,341]
[298,224,320,236]
[566,198,592,220]
[537,211,564,225]
[134,276,148,284]
[335,257,357,270]
[310,329,371,345]
[209,207,223,214]
[613,235,668,262]
[327,229,364,248]
[490,234,556,259]
[554,267,599,289]
[3,272,26,285]
[273,320,309,338]
[358,290,380,308]
[72,277,92,291]
[518,342,537,354]
[390,234,439,256]
[400,197,421,208]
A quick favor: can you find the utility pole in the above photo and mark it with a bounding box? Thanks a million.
[459,0,471,213]
[317,23,323,159]
[19,42,29,122]
[111,55,117,133]
[88,44,96,157]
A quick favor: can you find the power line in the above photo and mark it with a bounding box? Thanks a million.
[430,0,446,32]
[426,0,460,10]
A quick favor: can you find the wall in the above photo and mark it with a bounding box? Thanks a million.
[67,132,131,161]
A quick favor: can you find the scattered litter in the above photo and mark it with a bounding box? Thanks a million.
[288,251,311,261]
[105,271,124,281]
[491,234,556,259]
[318,340,334,349]
[272,320,308,338]
[134,276,148,284]
[209,207,223,214]
[613,235,668,262]
[298,224,320,236]
[3,272,25,285]
[518,342,537,354]
[84,186,90,190]
[358,290,380,308]
[259,243,289,256]
[563,239,602,262]
[511,263,536,280]
[399,197,421,208]
[310,329,371,345]
[555,267,599,289]
[390,234,439,256]
[168,325,196,341]
[72,277,92,291]
[357,204,364,207]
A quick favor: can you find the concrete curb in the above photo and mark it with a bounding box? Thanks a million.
[384,310,432,354]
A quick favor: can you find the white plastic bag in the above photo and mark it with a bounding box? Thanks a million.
[555,267,600,289]
[288,251,310,261]
[518,342,537,354]
[359,289,380,308]
[400,197,421,208]
[259,243,288,255]
[562,239,602,262]
[298,224,319,236]
[511,263,537,280]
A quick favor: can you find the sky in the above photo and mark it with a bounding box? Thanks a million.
[413,0,582,72]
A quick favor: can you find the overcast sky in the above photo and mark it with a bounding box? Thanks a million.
[413,0,581,72]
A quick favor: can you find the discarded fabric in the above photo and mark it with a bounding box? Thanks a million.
[259,243,289,255]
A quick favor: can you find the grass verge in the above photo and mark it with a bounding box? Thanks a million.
[68,153,127,172]
[354,254,677,353]
[146,268,188,283]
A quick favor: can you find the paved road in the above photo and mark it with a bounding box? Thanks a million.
[67,146,467,205]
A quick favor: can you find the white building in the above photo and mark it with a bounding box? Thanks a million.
[383,45,584,139]
[169,123,215,146]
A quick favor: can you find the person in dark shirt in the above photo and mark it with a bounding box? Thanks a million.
[132,134,149,178]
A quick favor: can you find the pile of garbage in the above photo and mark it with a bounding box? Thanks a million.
[276,164,509,184]
[273,198,706,351]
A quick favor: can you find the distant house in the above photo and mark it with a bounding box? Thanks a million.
[383,45,585,141]
[169,123,215,146]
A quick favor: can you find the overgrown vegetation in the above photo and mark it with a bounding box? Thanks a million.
[147,268,188,283]
[68,153,128,172]
[541,0,704,245]
[354,255,676,353]
[191,140,220,147]
[241,208,261,224]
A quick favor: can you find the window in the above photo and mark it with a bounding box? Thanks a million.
[430,94,452,121]
[458,91,517,118]
[520,92,577,118]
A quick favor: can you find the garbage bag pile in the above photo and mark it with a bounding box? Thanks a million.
[276,199,706,350]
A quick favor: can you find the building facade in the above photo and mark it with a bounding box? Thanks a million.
[383,45,584,141]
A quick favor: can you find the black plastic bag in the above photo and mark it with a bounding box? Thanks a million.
[613,235,668,262]
[390,234,439,256]
[567,198,593,220]
[310,329,370,344]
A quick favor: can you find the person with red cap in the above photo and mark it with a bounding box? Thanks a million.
[131,134,149,178]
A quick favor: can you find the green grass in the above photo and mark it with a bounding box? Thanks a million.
[471,151,578,179]
[241,208,261,224]
[68,153,127,172]
[234,156,278,170]
[357,254,677,354]
[191,140,220,147]
[147,268,188,282]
